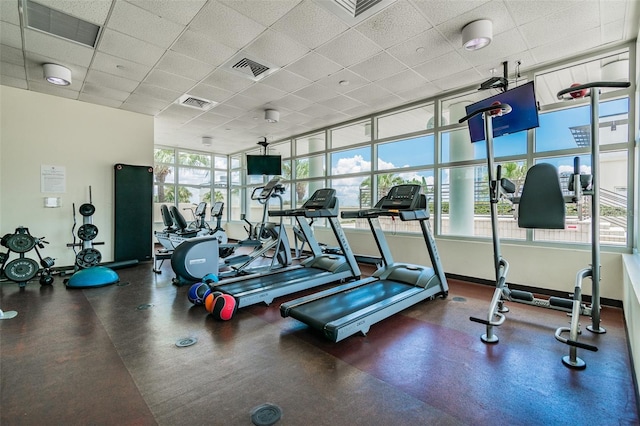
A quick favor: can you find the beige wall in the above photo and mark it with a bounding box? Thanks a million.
[0,86,154,267]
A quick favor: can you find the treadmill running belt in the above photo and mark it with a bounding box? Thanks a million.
[216,267,325,296]
[288,279,413,331]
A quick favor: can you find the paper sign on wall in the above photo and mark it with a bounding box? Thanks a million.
[41,165,66,193]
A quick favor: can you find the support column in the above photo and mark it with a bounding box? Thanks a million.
[448,101,475,236]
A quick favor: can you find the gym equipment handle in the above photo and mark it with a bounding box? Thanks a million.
[458,103,512,124]
[554,327,598,352]
[557,81,630,99]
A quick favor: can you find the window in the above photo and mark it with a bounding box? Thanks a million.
[331,121,371,149]
[377,103,434,139]
[377,135,434,169]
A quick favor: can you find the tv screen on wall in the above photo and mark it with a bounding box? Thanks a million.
[246,154,282,176]
[465,81,540,143]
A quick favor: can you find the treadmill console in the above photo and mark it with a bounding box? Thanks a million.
[379,184,422,210]
[194,202,207,217]
[302,188,336,209]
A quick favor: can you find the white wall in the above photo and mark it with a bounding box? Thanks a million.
[0,86,154,267]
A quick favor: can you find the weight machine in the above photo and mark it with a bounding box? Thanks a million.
[461,79,630,369]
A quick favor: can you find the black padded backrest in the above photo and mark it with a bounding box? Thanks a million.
[170,206,188,231]
[518,163,566,229]
[161,205,173,227]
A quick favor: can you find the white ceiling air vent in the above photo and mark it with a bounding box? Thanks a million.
[23,0,101,48]
[176,94,216,111]
[222,53,279,82]
[315,0,395,24]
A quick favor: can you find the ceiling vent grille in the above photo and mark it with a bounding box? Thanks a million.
[334,0,383,17]
[176,94,216,111]
[222,53,279,82]
[315,0,394,24]
[24,0,101,48]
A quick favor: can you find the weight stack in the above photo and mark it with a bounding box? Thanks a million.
[114,164,153,262]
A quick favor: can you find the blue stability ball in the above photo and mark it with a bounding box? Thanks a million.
[65,266,119,288]
[202,273,219,284]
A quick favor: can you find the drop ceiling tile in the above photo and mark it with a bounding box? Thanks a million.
[355,1,432,49]
[81,94,122,109]
[293,81,339,102]
[505,0,579,26]
[92,52,152,81]
[299,103,335,118]
[0,21,21,49]
[519,5,600,49]
[432,68,483,91]
[144,69,196,94]
[413,0,490,26]
[269,93,314,111]
[86,69,141,92]
[281,111,312,125]
[395,81,440,102]
[284,52,342,82]
[529,27,602,65]
[189,1,266,50]
[271,1,349,49]
[81,83,131,102]
[413,51,471,82]
[208,103,246,119]
[344,83,396,105]
[0,61,26,79]
[134,82,182,103]
[127,0,207,25]
[98,29,166,67]
[317,68,369,93]
[221,0,302,27]
[191,112,233,127]
[35,0,111,25]
[243,29,309,68]
[0,0,20,24]
[0,74,29,90]
[318,95,365,112]
[602,19,625,44]
[376,69,429,94]
[159,103,206,122]
[315,29,383,68]
[260,69,311,93]
[171,29,236,67]
[387,28,454,68]
[436,1,517,49]
[203,68,255,93]
[107,1,185,48]
[239,82,287,103]
[24,29,94,67]
[222,93,265,111]
[155,50,214,81]
[348,52,406,82]
[188,83,235,104]
[27,80,79,99]
[0,45,24,66]
[121,97,166,115]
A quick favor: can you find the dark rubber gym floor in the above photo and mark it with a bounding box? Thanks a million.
[1,258,638,425]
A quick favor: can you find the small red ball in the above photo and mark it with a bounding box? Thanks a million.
[205,293,237,320]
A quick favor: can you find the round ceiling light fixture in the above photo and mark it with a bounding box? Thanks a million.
[43,63,72,86]
[462,19,493,51]
[265,109,280,123]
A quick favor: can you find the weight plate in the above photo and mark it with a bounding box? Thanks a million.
[76,248,101,268]
[4,258,39,282]
[5,234,36,253]
[77,224,98,241]
[78,203,95,217]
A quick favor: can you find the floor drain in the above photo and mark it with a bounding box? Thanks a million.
[175,337,197,348]
[251,403,282,426]
[452,296,467,302]
[136,303,153,310]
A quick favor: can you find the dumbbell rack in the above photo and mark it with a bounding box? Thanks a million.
[0,226,54,287]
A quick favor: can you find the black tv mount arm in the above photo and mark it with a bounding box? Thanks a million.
[257,137,269,155]
[480,61,509,92]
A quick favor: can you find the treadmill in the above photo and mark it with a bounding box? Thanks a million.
[209,188,361,308]
[280,184,449,342]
